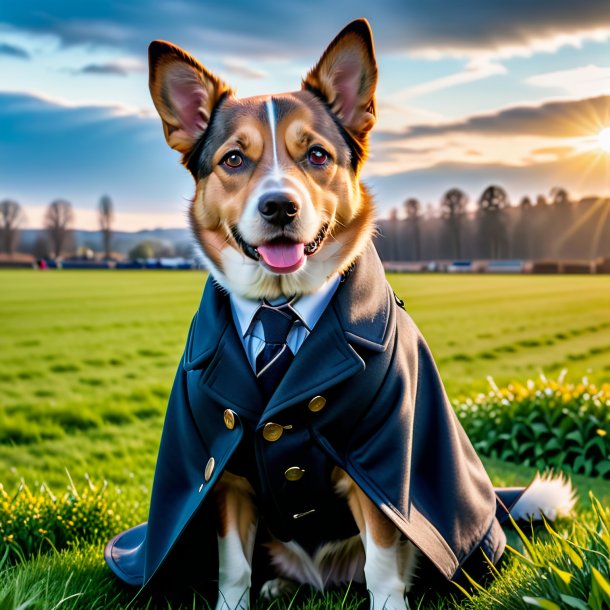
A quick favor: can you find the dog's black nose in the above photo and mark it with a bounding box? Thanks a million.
[258,192,300,226]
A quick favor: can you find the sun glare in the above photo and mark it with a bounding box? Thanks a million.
[598,127,610,153]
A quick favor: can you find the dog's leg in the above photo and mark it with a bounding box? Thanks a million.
[213,471,257,610]
[338,471,418,610]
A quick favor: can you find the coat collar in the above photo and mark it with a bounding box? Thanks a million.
[183,244,394,419]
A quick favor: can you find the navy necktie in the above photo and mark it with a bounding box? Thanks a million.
[255,302,300,400]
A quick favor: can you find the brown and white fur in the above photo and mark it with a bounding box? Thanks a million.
[148,20,575,610]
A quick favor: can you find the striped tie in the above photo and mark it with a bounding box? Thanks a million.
[255,302,300,400]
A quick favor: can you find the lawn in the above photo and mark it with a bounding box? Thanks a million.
[0,269,609,609]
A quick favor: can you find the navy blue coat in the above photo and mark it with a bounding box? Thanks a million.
[105,245,518,596]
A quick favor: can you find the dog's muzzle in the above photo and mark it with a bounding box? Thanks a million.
[231,223,330,274]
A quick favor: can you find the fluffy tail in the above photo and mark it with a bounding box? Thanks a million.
[510,472,577,521]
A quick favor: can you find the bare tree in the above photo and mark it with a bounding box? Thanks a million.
[478,185,509,259]
[45,199,74,258]
[404,198,421,261]
[0,199,25,255]
[99,195,114,260]
[440,188,468,259]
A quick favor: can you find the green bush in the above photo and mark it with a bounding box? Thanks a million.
[455,374,610,478]
[0,475,123,562]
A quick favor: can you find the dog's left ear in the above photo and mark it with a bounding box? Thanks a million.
[148,40,233,155]
[303,19,377,141]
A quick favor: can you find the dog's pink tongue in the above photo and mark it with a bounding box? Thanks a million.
[257,242,305,270]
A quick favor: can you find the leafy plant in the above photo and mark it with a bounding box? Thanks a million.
[455,373,610,479]
[0,474,123,562]
[452,493,610,610]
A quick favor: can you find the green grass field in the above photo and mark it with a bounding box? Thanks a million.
[1,269,609,609]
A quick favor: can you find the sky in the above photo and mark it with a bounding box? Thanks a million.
[2,1,610,231]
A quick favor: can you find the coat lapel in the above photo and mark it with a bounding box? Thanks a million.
[262,244,394,421]
[184,276,264,419]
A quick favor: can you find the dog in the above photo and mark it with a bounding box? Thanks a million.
[105,18,576,610]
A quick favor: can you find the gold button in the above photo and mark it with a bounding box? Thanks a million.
[263,422,284,442]
[308,396,326,412]
[223,409,235,430]
[204,457,215,481]
[284,466,305,481]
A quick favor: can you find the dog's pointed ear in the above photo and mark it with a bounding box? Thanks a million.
[148,40,233,154]
[302,19,377,141]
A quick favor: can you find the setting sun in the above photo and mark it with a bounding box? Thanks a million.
[598,127,610,152]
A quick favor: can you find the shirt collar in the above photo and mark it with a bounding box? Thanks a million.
[230,274,341,338]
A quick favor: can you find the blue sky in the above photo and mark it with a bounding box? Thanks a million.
[2,1,610,230]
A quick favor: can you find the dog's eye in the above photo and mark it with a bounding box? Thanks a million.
[308,147,329,166]
[222,152,244,169]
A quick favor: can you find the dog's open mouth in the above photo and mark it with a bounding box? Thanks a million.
[231,224,329,274]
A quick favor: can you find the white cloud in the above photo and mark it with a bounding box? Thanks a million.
[526,64,610,98]
[393,59,507,102]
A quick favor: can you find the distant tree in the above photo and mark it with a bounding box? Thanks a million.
[0,199,25,255]
[536,194,548,208]
[478,185,509,212]
[514,196,534,258]
[129,242,155,260]
[32,235,51,260]
[387,208,399,260]
[549,187,574,257]
[45,199,74,258]
[99,195,114,260]
[174,240,195,258]
[550,186,570,208]
[404,198,421,261]
[440,188,468,259]
[128,239,176,260]
[478,185,509,259]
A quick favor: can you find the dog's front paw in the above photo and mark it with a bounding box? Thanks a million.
[215,587,250,610]
[259,578,298,600]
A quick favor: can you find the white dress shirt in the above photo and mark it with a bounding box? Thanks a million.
[230,275,341,371]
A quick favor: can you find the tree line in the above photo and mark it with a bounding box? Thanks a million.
[0,197,192,261]
[3,185,610,262]
[0,197,114,260]
[375,185,610,262]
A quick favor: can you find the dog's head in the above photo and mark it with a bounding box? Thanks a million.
[149,19,378,299]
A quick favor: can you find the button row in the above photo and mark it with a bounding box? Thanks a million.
[210,400,325,492]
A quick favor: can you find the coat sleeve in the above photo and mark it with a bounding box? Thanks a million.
[344,308,506,580]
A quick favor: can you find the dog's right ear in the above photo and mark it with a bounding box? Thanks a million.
[148,41,233,155]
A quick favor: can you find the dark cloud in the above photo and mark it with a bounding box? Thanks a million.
[3,0,610,59]
[79,63,127,76]
[0,42,30,59]
[375,95,610,140]
[76,62,143,76]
